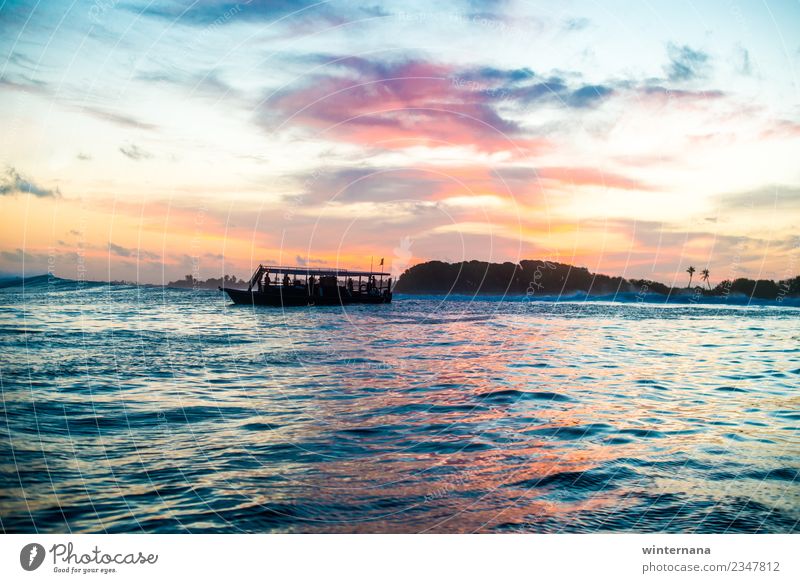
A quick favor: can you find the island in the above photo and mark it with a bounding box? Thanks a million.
[392,259,800,301]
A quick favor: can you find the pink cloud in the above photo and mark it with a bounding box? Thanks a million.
[266,59,549,154]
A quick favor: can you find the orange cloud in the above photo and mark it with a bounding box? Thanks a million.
[537,167,655,191]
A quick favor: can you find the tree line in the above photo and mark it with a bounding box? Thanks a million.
[393,260,800,300]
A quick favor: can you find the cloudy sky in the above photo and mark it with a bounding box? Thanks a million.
[1,0,799,284]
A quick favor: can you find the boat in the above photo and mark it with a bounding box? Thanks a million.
[220,265,393,307]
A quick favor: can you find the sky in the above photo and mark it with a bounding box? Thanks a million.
[1,0,799,285]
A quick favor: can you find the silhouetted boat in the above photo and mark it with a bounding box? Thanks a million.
[220,265,392,307]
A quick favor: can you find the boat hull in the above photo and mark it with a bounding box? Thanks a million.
[222,287,310,307]
[221,287,392,306]
[312,286,351,306]
[349,292,392,304]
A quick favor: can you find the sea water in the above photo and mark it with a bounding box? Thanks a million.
[1,278,798,532]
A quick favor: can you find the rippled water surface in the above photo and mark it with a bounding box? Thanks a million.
[1,281,798,533]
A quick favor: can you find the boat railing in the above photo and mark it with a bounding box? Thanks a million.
[249,264,393,292]
[260,265,390,278]
[260,281,392,291]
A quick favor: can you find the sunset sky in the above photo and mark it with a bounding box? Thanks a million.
[1,0,799,285]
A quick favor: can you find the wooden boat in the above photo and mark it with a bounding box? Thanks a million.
[220,265,392,307]
[222,286,311,307]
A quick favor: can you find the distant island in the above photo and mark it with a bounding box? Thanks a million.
[392,260,800,301]
[167,274,247,290]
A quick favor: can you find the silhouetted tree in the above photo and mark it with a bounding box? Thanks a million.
[700,268,710,290]
[783,276,800,295]
[686,265,696,288]
[714,279,732,295]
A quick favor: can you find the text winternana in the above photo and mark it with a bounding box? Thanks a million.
[642,546,711,555]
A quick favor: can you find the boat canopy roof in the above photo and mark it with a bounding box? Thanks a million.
[257,265,388,277]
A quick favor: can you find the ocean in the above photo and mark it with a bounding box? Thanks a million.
[1,277,798,533]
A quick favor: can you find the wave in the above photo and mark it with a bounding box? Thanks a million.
[0,274,180,291]
[0,274,109,290]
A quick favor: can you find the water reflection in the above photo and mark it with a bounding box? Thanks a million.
[0,284,798,532]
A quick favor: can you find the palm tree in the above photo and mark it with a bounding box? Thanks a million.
[686,265,696,288]
[700,268,710,290]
